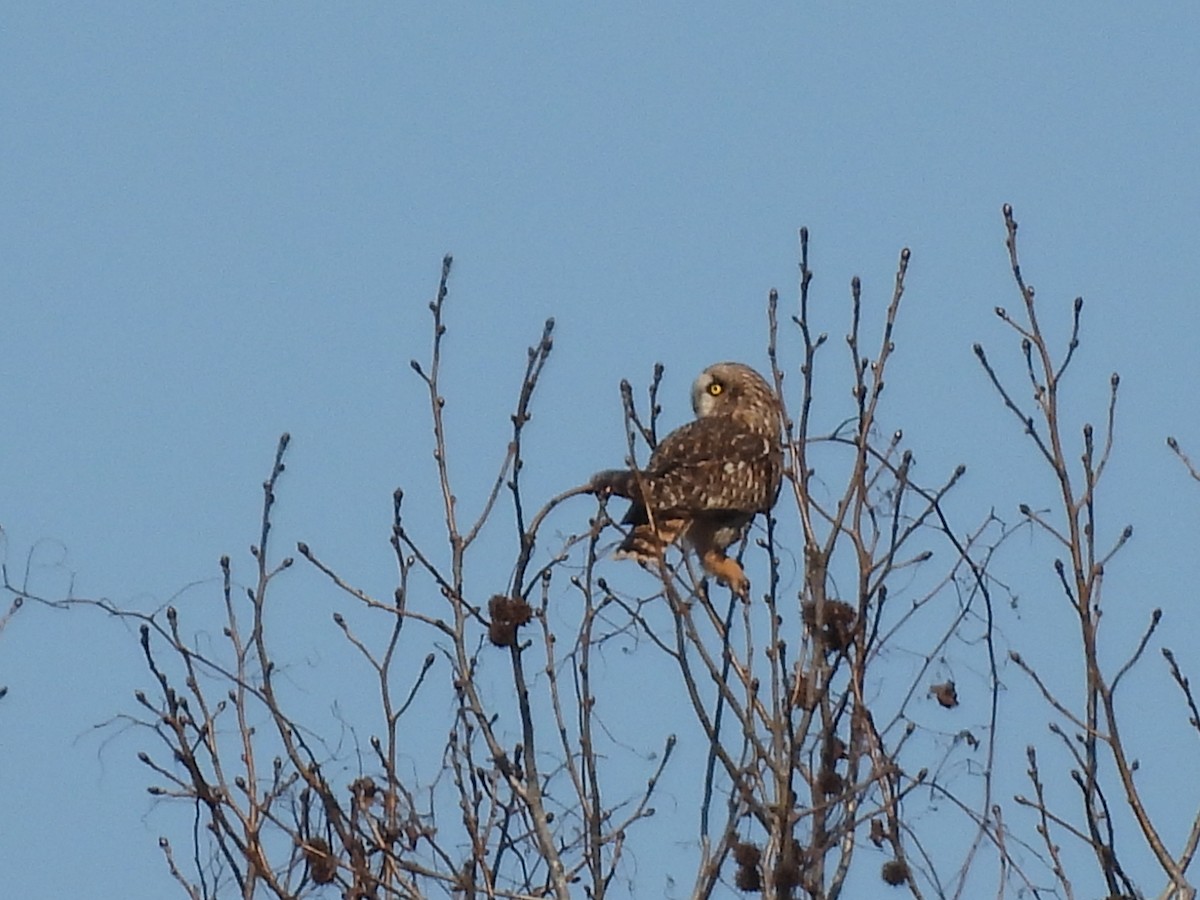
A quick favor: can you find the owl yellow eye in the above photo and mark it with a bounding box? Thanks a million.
[707,382,723,396]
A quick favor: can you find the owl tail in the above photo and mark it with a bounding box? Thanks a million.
[614,523,669,564]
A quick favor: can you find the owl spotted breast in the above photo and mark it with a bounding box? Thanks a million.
[589,362,784,596]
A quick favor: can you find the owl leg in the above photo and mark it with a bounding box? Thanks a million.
[700,548,749,598]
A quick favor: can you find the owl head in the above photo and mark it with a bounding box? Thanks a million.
[690,362,781,436]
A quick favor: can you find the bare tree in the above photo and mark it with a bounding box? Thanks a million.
[6,206,1198,899]
[978,204,1200,900]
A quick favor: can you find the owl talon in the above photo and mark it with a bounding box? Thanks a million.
[702,551,749,599]
[725,572,750,599]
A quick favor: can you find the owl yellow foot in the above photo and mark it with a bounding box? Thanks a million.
[702,550,749,598]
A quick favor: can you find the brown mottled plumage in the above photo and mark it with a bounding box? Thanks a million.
[590,362,783,596]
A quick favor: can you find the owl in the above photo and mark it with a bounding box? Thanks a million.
[590,362,784,597]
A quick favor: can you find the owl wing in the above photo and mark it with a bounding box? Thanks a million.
[640,417,779,516]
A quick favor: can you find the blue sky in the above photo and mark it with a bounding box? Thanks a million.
[4,4,1200,897]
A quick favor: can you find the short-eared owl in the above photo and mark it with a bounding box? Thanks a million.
[589,362,783,596]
